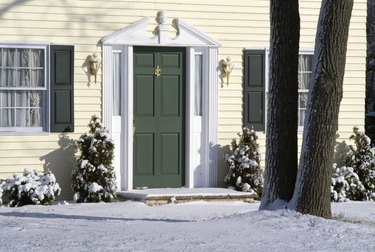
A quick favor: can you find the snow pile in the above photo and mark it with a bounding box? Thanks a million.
[331,127,375,201]
[72,115,117,203]
[224,127,263,195]
[0,169,61,207]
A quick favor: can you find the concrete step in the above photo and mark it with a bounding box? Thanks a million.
[117,188,257,205]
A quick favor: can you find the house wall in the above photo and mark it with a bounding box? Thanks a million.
[0,0,366,197]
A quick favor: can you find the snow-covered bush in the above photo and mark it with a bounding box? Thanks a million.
[72,115,117,203]
[0,169,61,207]
[333,134,350,168]
[224,127,263,196]
[331,127,375,202]
[0,180,4,205]
[331,164,364,202]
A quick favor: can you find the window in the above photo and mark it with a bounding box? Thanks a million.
[194,53,203,116]
[113,51,121,116]
[243,50,313,131]
[0,44,74,133]
[298,54,313,128]
[0,47,46,131]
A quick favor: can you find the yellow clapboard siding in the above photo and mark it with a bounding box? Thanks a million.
[0,0,367,181]
[340,98,365,105]
[0,149,53,158]
[343,91,368,99]
[74,104,101,112]
[0,142,59,150]
[0,167,44,178]
[219,118,243,125]
[0,158,45,166]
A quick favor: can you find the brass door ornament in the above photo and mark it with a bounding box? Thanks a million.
[133,119,136,140]
[154,65,161,78]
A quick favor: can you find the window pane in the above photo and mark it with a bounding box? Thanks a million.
[30,91,43,107]
[16,108,28,127]
[30,108,42,126]
[298,72,310,89]
[299,92,308,109]
[299,108,306,127]
[113,52,121,116]
[298,55,313,90]
[195,54,203,116]
[0,108,14,127]
[298,92,308,127]
[0,91,15,107]
[29,69,44,87]
[16,91,27,107]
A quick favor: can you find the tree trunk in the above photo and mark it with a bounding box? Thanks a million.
[259,0,300,210]
[289,0,353,218]
[366,0,375,114]
[365,0,375,143]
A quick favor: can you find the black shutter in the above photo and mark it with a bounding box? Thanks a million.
[50,45,74,132]
[243,50,265,131]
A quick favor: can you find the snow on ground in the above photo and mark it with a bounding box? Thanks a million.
[0,200,374,251]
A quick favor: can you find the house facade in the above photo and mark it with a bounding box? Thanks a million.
[0,0,366,199]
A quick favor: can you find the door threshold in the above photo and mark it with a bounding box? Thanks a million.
[117,187,257,205]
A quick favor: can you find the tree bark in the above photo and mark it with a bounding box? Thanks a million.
[366,0,375,113]
[259,0,300,210]
[289,0,353,218]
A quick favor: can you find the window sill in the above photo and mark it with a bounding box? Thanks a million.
[0,129,49,135]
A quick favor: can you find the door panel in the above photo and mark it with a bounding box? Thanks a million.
[134,133,154,175]
[161,76,180,116]
[161,133,180,175]
[161,54,181,68]
[135,53,154,67]
[133,47,185,188]
[134,75,154,116]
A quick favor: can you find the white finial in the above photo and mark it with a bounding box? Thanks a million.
[157,10,167,25]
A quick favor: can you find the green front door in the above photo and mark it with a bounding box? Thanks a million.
[133,47,185,188]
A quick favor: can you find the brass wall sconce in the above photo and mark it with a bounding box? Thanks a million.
[82,52,101,84]
[88,52,101,84]
[221,56,234,86]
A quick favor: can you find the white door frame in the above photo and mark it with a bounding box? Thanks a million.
[101,11,219,190]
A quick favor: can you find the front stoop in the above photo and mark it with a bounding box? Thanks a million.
[117,188,257,205]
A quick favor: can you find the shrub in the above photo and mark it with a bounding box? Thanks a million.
[72,115,117,203]
[0,169,61,207]
[346,127,375,199]
[0,181,3,205]
[224,127,263,196]
[331,164,364,202]
[331,127,375,202]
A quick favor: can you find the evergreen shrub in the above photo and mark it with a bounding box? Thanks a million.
[331,127,375,202]
[224,127,263,196]
[72,115,117,203]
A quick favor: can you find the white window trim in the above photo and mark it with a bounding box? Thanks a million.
[0,43,49,133]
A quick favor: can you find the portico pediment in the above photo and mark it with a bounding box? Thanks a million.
[101,11,220,47]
